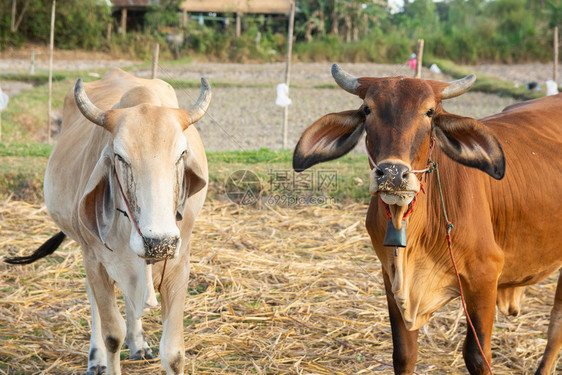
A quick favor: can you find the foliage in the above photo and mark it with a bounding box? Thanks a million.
[144,0,182,31]
[2,0,559,63]
[0,0,111,50]
[294,0,558,63]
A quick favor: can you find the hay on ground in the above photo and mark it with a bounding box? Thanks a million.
[0,199,559,374]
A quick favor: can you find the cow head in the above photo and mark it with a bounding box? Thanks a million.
[293,64,505,228]
[76,78,210,261]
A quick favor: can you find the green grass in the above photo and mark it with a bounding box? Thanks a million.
[205,148,370,204]
[0,147,370,204]
[0,142,53,157]
[0,72,68,85]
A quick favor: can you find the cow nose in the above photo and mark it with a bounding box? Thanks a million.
[376,163,410,191]
[143,236,179,260]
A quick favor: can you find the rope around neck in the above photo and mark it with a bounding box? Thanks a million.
[429,161,493,374]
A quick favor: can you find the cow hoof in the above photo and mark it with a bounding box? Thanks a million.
[86,365,107,375]
[130,347,154,361]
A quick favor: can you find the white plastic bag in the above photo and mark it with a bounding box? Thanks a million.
[0,88,9,111]
[429,64,442,74]
[275,83,292,107]
[546,80,559,96]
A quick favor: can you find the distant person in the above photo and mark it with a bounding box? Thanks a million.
[407,53,417,71]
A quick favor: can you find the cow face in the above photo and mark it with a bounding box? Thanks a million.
[76,79,210,260]
[293,64,505,227]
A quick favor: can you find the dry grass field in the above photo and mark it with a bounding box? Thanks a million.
[1,198,560,374]
[1,58,559,374]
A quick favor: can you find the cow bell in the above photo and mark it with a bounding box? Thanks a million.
[383,220,407,248]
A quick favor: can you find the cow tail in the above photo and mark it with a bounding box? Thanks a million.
[4,231,66,265]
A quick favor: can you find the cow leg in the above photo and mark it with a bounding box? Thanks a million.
[383,271,419,374]
[536,270,562,375]
[158,262,189,375]
[86,280,107,375]
[85,261,126,375]
[461,275,497,375]
[124,298,154,361]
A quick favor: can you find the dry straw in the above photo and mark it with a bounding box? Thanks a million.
[0,198,559,374]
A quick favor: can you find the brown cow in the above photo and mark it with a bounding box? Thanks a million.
[293,64,562,374]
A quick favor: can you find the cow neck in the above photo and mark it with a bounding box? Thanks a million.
[113,169,168,293]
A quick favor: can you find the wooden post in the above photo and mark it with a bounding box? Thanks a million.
[11,0,16,32]
[29,49,35,75]
[107,22,112,41]
[554,26,559,83]
[121,8,127,35]
[182,10,187,27]
[48,0,56,144]
[415,39,424,78]
[236,12,242,38]
[152,43,159,79]
[282,1,295,149]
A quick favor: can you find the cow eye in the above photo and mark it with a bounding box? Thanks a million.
[363,106,371,115]
[177,150,187,164]
[426,109,435,117]
[115,154,128,165]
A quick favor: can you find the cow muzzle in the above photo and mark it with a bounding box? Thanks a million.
[141,236,180,260]
[370,162,420,229]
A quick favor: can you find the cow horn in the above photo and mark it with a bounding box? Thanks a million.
[441,74,476,99]
[74,78,107,126]
[187,78,212,124]
[331,64,360,94]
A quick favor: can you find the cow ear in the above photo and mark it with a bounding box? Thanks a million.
[78,150,115,243]
[433,112,505,180]
[176,152,207,221]
[293,110,365,172]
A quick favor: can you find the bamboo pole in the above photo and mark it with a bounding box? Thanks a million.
[152,43,159,79]
[554,26,559,83]
[121,8,127,34]
[48,0,56,144]
[11,0,16,32]
[236,12,242,38]
[415,39,424,79]
[282,1,295,149]
[29,49,35,75]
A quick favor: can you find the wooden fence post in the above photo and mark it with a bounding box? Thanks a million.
[236,12,242,38]
[554,26,559,83]
[121,8,127,35]
[48,0,56,144]
[11,0,16,32]
[415,39,424,79]
[29,49,35,75]
[282,1,295,149]
[152,43,159,79]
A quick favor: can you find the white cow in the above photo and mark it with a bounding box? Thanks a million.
[6,68,211,375]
